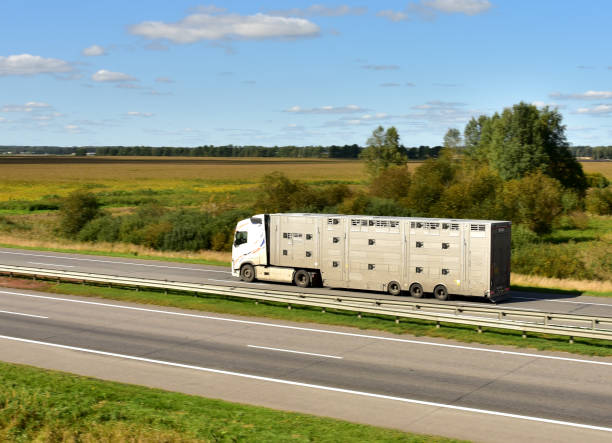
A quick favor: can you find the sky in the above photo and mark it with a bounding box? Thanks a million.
[1,0,611,147]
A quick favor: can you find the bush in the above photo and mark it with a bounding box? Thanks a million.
[511,224,538,249]
[369,166,411,200]
[585,187,612,215]
[585,172,610,189]
[512,243,592,279]
[59,191,101,237]
[500,171,563,234]
[77,216,121,243]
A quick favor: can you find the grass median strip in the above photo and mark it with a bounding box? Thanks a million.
[1,276,611,357]
[0,361,459,442]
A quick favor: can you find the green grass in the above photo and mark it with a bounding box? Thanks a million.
[18,278,612,357]
[0,362,459,442]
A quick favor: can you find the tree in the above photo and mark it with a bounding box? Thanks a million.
[59,190,101,237]
[443,128,462,149]
[465,102,587,192]
[360,126,407,176]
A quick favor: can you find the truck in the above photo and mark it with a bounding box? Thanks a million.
[232,213,511,302]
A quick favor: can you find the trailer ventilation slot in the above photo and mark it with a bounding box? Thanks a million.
[332,261,339,267]
[306,251,312,257]
[306,234,312,240]
[283,250,287,256]
[328,218,340,225]
[333,237,340,243]
[442,268,450,275]
[416,267,423,273]
[416,241,423,248]
[368,264,375,270]
[471,224,485,232]
[368,239,375,245]
[442,242,450,249]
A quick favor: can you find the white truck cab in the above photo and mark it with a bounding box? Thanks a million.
[231,214,268,279]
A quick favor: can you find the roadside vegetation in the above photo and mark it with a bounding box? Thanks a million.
[0,102,611,290]
[0,361,456,442]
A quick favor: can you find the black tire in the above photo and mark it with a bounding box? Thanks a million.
[409,283,424,298]
[240,264,256,283]
[387,281,402,296]
[294,269,311,288]
[433,284,450,301]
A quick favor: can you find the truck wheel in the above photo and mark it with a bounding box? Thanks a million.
[433,284,450,301]
[240,264,256,283]
[409,283,424,298]
[387,281,402,296]
[294,269,311,288]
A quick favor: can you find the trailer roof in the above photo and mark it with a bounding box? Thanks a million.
[270,213,510,224]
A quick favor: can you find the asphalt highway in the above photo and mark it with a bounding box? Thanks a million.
[0,285,611,442]
[1,247,611,317]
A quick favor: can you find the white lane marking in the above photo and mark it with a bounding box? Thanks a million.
[0,310,48,319]
[1,289,611,367]
[208,278,275,287]
[0,334,610,433]
[0,250,229,273]
[512,296,612,308]
[247,345,343,359]
[28,262,75,268]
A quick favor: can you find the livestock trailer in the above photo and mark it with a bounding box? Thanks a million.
[232,213,511,301]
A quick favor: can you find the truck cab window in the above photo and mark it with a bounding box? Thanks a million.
[234,231,248,246]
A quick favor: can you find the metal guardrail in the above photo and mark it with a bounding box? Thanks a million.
[1,264,612,342]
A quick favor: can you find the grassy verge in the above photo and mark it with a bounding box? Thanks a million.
[2,276,611,357]
[0,362,457,442]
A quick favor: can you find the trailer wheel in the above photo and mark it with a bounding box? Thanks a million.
[409,283,424,298]
[387,281,402,296]
[294,269,311,288]
[240,264,256,283]
[433,284,450,301]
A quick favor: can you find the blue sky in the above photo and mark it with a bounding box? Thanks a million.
[1,0,611,147]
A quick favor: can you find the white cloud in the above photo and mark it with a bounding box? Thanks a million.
[64,124,81,132]
[269,5,367,17]
[422,0,491,15]
[532,101,564,109]
[2,102,51,112]
[82,45,106,56]
[362,64,400,71]
[376,10,409,22]
[380,82,401,87]
[576,104,612,115]
[130,12,319,43]
[92,69,137,82]
[126,111,154,117]
[550,90,612,100]
[0,54,73,76]
[378,0,490,22]
[155,76,174,83]
[285,104,366,114]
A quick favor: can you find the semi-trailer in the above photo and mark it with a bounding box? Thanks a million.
[232,213,511,302]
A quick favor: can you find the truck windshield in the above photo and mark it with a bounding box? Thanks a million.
[234,231,248,246]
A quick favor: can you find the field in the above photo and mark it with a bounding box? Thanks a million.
[0,156,610,290]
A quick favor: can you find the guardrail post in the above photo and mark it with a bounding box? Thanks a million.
[287,304,292,310]
[522,331,527,339]
[357,313,362,319]
[395,317,400,324]
[477,325,482,334]
[569,336,574,344]
[321,308,326,313]
[436,321,440,329]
